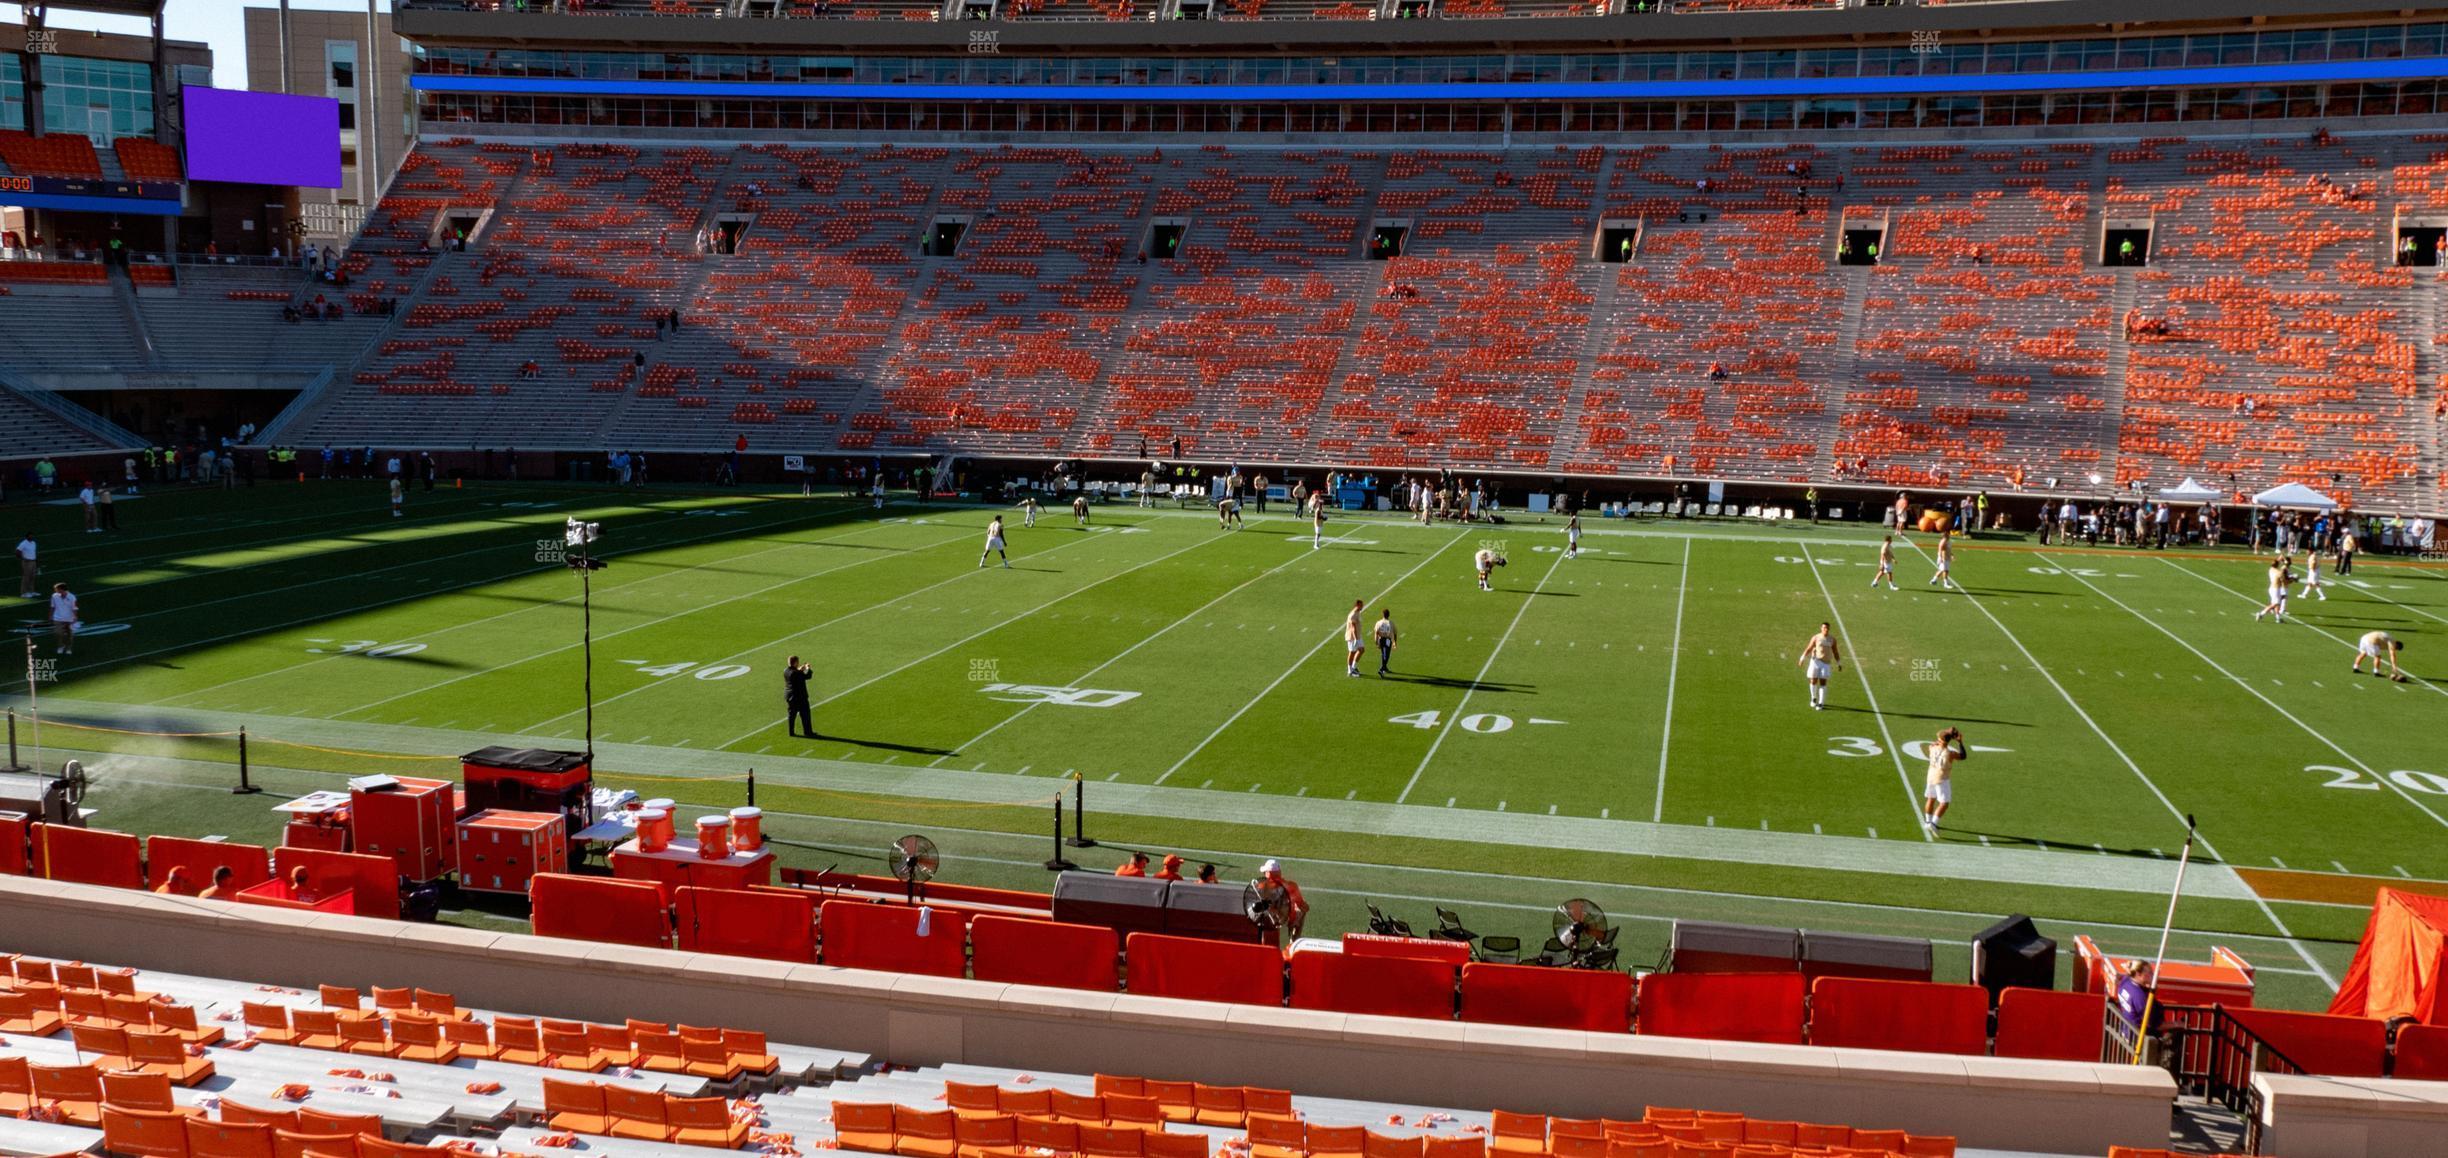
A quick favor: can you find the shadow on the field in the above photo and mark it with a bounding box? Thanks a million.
[1522,589,1578,598]
[1003,566,1065,573]
[1933,826,2165,859]
[1381,673,1535,693]
[1323,547,1412,555]
[1582,556,1677,566]
[1862,708,2031,728]
[816,734,956,757]
[1957,587,2075,597]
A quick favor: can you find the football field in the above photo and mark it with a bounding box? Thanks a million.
[12,479,2448,1012]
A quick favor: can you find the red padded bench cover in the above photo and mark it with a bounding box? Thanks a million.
[821,899,971,978]
[972,915,1120,991]
[1125,933,1285,1006]
[677,885,816,962]
[1808,977,1990,1055]
[1291,950,1458,1019]
[1636,971,1805,1044]
[1459,962,1631,1032]
[1993,987,2104,1062]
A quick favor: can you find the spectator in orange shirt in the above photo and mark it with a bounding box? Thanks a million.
[1253,860,1309,940]
[154,867,195,897]
[1114,852,1150,878]
[1154,854,1185,882]
[198,866,235,900]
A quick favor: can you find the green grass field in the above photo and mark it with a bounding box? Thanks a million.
[10,478,2447,1012]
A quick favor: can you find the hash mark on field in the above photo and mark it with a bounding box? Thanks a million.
[1106,772,1121,781]
[2152,848,2166,858]
[437,720,459,729]
[1867,828,1877,840]
[2399,866,2414,878]
[1760,820,1768,831]
[1547,805,1557,815]
[2272,856,2288,869]
[1706,816,1714,827]
[843,750,857,760]
[756,745,772,754]
[1345,790,1356,800]
[1200,779,1213,789]
[880,754,896,764]
[1497,801,1508,812]
[1296,787,1309,797]
[397,718,420,726]
[1812,823,1822,835]
[1248,784,1262,792]
[1445,798,1455,807]
[971,763,985,771]
[1978,835,1990,847]
[2094,843,2107,855]
[1601,808,1610,819]
[1018,765,1032,774]
[2333,860,2350,874]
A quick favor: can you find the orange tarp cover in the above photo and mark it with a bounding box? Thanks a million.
[2327,887,2448,1025]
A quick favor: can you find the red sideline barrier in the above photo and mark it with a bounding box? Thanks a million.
[1291,951,1458,1020]
[676,885,816,963]
[2228,1006,2388,1078]
[1458,962,1632,1033]
[0,812,29,875]
[1342,934,1472,965]
[2395,1023,2448,1080]
[1635,971,1806,1044]
[40,826,145,890]
[1993,987,2106,1062]
[972,915,1119,992]
[273,847,402,920]
[145,837,272,897]
[820,900,971,978]
[531,872,672,949]
[1125,933,1285,1006]
[1809,977,1990,1055]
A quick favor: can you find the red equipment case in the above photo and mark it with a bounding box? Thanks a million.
[350,776,459,883]
[456,809,568,895]
[609,837,775,892]
[461,747,594,834]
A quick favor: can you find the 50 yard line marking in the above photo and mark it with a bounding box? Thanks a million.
[1154,529,1470,786]
[928,537,1330,767]
[1651,537,1692,823]
[1798,544,1929,840]
[1395,548,1566,805]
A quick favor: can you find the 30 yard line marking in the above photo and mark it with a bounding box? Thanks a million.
[1154,530,1469,785]
[1651,538,1693,823]
[1395,548,1567,805]
[1799,545,1929,839]
[928,529,1328,767]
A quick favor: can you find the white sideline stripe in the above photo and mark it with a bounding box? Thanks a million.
[1799,544,1930,840]
[1651,538,1692,824]
[1395,549,1567,805]
[521,514,1112,735]
[704,525,1237,750]
[330,522,975,721]
[930,536,1328,766]
[2145,558,2448,833]
[161,502,892,711]
[1154,529,1470,786]
[75,500,873,681]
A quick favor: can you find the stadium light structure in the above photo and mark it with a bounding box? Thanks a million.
[565,518,606,762]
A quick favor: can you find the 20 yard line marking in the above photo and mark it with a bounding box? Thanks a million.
[1651,538,1693,823]
[1154,530,1470,785]
[1395,548,1568,805]
[1799,545,1929,840]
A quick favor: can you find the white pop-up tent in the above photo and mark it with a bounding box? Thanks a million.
[2157,478,2223,505]
[2251,482,2339,510]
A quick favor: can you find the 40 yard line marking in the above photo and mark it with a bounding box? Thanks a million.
[1395,548,1567,805]
[1155,529,1470,786]
[1799,544,1929,840]
[1651,537,1693,823]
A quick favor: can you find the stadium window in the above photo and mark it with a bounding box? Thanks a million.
[2101,224,2152,267]
[1367,223,1408,261]
[922,218,968,259]
[1596,222,1640,264]
[2396,224,2446,267]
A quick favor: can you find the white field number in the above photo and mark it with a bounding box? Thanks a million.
[619,660,751,680]
[1773,556,1848,566]
[2309,764,2448,795]
[305,638,427,657]
[1390,711,1520,733]
[2027,566,2106,577]
[1829,736,2010,760]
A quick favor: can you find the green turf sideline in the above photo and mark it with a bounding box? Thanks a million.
[11,694,2273,902]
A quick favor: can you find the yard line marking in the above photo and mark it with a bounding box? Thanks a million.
[324,520,971,720]
[1652,538,1693,823]
[1799,546,1929,839]
[565,517,1142,742]
[2107,558,2448,832]
[79,499,880,684]
[1155,530,1469,785]
[756,745,772,754]
[1396,548,1568,805]
[928,527,1328,767]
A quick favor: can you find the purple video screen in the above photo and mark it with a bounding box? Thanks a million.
[181,87,344,189]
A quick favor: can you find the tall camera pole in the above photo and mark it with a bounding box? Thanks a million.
[567,518,604,763]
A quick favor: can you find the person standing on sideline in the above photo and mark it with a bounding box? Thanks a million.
[871,472,887,509]
[2338,526,2357,575]
[97,486,116,531]
[1921,727,1969,834]
[1310,491,1329,549]
[1797,622,1840,710]
[1565,511,1582,559]
[389,476,405,519]
[1872,534,1899,590]
[783,655,816,737]
[16,532,38,598]
[980,515,1011,569]
[123,454,139,495]
[1373,608,1398,676]
[1252,472,1269,514]
[2299,549,2330,602]
[79,482,98,532]
[1343,599,1366,678]
[386,453,403,494]
[48,582,78,656]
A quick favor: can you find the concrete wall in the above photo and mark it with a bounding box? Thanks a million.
[0,874,2174,1153]
[2256,1073,2448,1158]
